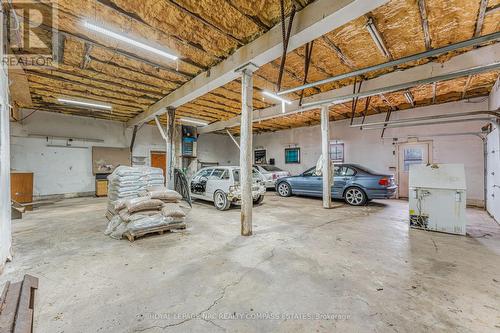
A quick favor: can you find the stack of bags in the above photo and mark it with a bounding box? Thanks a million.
[105,168,190,240]
[106,166,165,220]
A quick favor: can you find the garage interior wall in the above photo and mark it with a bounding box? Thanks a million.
[0,16,12,272]
[487,78,500,222]
[248,100,488,206]
[10,110,235,197]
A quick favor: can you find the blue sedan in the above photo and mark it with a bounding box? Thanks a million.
[275,164,397,206]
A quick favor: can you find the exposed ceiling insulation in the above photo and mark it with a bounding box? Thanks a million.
[184,0,500,132]
[224,70,499,135]
[7,0,500,131]
[9,0,310,123]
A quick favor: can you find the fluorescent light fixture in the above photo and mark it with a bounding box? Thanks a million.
[262,91,292,114]
[365,18,391,59]
[262,91,292,105]
[404,91,415,106]
[180,117,209,126]
[58,98,112,110]
[83,21,178,61]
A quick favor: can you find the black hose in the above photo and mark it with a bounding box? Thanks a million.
[174,168,192,207]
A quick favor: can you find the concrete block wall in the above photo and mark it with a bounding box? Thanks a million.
[250,100,487,206]
[9,111,233,198]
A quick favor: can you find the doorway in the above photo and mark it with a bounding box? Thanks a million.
[397,142,431,198]
[150,151,166,178]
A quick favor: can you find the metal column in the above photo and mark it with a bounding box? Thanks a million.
[166,108,176,190]
[239,65,256,236]
[321,105,332,209]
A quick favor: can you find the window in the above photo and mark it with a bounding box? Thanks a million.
[285,148,300,164]
[334,165,342,176]
[254,150,267,164]
[337,166,356,176]
[302,167,317,177]
[329,142,344,163]
[197,168,213,178]
[343,167,356,176]
[210,169,226,179]
[233,169,262,182]
[404,147,424,171]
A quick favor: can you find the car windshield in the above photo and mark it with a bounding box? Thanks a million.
[261,165,282,172]
[233,169,262,182]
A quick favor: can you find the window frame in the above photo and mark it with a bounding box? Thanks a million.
[285,147,301,164]
[329,142,345,163]
[254,149,267,165]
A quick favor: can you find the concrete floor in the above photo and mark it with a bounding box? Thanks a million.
[1,194,500,333]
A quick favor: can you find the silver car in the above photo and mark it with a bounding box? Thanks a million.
[190,166,266,210]
[253,165,291,189]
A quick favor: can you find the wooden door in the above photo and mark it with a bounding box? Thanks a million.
[397,143,430,198]
[11,172,33,203]
[150,152,166,177]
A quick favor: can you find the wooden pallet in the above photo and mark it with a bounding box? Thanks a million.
[123,222,187,242]
[0,274,38,333]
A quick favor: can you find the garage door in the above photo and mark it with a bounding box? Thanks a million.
[486,127,500,223]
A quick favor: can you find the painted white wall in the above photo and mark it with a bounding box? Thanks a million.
[0,15,12,272]
[249,100,488,206]
[197,133,239,166]
[9,110,235,197]
[487,78,500,223]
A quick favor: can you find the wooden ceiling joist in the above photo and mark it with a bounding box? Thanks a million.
[7,0,499,131]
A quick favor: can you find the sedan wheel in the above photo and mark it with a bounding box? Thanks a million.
[277,182,292,197]
[214,191,231,211]
[344,187,367,206]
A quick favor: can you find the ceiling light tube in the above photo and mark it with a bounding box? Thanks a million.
[365,18,390,58]
[83,21,178,61]
[262,91,293,105]
[404,91,415,106]
[58,98,112,110]
[180,117,209,126]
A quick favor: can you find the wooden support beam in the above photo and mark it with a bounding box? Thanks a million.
[167,0,243,45]
[321,104,332,209]
[19,5,205,75]
[129,0,390,126]
[474,0,489,37]
[322,36,356,68]
[93,0,216,68]
[486,3,500,15]
[81,43,93,69]
[238,64,256,236]
[224,0,270,31]
[417,0,432,50]
[166,108,176,189]
[462,75,473,99]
